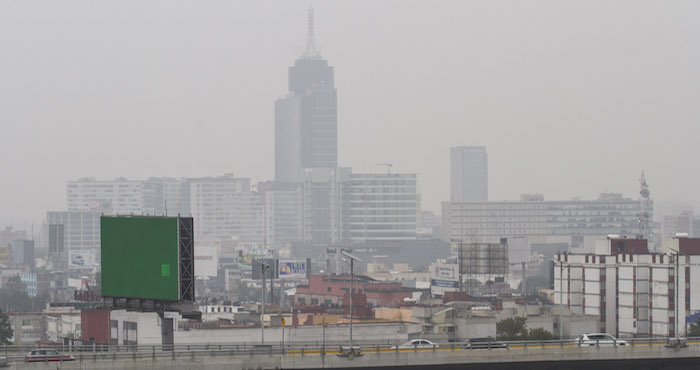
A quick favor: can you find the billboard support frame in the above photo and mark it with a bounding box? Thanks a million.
[178,217,195,301]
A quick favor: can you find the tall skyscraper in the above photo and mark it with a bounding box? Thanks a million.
[275,7,337,182]
[450,146,488,202]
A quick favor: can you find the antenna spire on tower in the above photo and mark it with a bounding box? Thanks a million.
[303,5,320,59]
[636,170,652,241]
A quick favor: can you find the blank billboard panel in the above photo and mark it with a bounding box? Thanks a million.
[101,216,194,301]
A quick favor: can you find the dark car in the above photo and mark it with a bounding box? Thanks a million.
[0,356,9,367]
[25,349,75,363]
[462,337,507,349]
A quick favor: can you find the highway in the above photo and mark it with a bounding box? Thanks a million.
[2,337,700,369]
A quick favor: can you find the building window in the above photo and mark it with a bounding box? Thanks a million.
[123,321,138,347]
[22,319,32,326]
[327,287,331,292]
[110,320,118,345]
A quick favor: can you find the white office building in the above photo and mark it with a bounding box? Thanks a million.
[445,193,644,249]
[67,178,143,214]
[142,177,189,216]
[263,182,304,244]
[188,175,264,243]
[349,173,419,242]
[46,210,100,253]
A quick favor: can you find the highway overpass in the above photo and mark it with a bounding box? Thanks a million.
[3,338,700,369]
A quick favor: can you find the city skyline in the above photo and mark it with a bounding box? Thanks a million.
[2,1,700,227]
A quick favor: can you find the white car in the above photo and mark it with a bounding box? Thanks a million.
[577,333,628,347]
[399,339,439,349]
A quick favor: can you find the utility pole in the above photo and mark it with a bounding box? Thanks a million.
[670,244,687,339]
[342,251,362,351]
[521,261,527,297]
[350,258,354,346]
[260,261,271,344]
[558,255,567,339]
[673,252,681,343]
[670,248,680,339]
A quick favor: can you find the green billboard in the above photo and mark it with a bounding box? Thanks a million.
[101,216,192,301]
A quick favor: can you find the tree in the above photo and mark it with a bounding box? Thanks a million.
[517,275,551,295]
[497,317,528,340]
[0,275,49,313]
[0,308,12,345]
[0,275,32,313]
[528,328,554,340]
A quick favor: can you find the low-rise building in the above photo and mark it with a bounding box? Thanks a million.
[413,300,599,343]
[8,313,46,345]
[45,308,81,342]
[294,275,419,307]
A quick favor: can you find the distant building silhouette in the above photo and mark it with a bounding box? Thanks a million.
[450,146,488,202]
[275,7,337,182]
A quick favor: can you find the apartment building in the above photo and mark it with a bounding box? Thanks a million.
[554,237,700,338]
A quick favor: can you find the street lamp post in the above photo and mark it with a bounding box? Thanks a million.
[670,247,683,339]
[260,261,271,344]
[342,251,362,351]
[558,255,569,339]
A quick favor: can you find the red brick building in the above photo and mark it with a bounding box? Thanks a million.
[294,275,417,308]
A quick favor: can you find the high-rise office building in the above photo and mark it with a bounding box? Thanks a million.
[302,167,351,246]
[349,172,419,241]
[450,146,488,202]
[67,178,142,214]
[275,8,337,182]
[188,175,264,243]
[260,182,305,245]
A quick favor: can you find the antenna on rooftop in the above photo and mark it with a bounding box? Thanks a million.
[377,163,393,175]
[303,5,320,59]
[636,170,652,241]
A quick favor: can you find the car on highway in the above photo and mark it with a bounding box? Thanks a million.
[462,337,507,349]
[25,349,75,363]
[398,339,439,349]
[0,356,8,367]
[576,333,628,347]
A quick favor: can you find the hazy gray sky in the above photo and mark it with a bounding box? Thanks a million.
[1,0,699,226]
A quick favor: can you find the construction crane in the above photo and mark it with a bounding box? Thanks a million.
[376,163,393,175]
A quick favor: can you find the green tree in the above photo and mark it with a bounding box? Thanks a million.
[528,328,554,340]
[0,308,12,345]
[497,317,528,340]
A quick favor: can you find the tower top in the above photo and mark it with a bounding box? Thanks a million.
[302,5,321,59]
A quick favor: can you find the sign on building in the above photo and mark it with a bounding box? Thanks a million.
[194,245,218,279]
[68,250,96,269]
[430,262,460,296]
[278,259,309,279]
